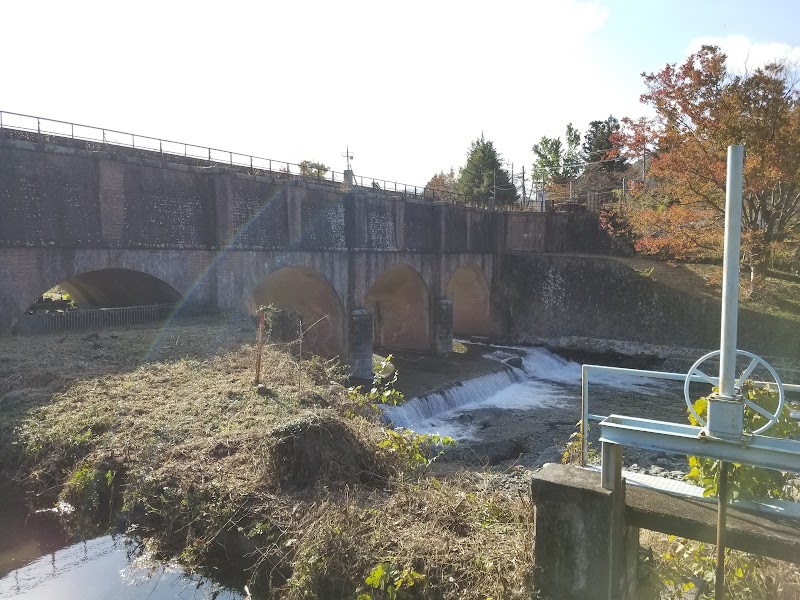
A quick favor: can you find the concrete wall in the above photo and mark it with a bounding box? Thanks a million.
[500,254,800,359]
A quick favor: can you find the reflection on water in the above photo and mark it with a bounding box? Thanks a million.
[0,480,243,600]
[0,535,243,600]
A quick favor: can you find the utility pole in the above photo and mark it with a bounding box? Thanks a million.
[521,165,527,206]
[642,148,646,182]
[492,169,497,210]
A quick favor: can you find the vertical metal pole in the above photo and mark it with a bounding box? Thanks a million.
[715,462,729,599]
[601,442,622,491]
[719,146,744,399]
[581,365,589,466]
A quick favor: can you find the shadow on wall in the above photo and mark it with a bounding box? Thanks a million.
[366,264,430,352]
[247,266,344,358]
[447,263,490,337]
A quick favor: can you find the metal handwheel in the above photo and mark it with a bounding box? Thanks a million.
[684,349,785,435]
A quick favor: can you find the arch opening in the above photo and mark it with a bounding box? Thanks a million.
[27,268,183,313]
[366,265,430,352]
[247,267,344,358]
[16,268,184,334]
[447,264,490,337]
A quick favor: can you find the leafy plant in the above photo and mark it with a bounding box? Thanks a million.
[685,382,800,500]
[561,421,597,465]
[653,536,771,599]
[378,429,456,474]
[357,561,426,600]
[646,381,800,598]
[347,355,405,415]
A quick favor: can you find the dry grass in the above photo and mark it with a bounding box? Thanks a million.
[0,316,534,599]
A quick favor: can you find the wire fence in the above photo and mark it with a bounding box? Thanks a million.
[17,303,179,334]
[0,110,477,204]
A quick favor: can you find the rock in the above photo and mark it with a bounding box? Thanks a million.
[649,466,666,475]
[532,445,564,469]
[503,356,524,369]
[655,457,672,469]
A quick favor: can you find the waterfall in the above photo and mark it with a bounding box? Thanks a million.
[382,368,520,431]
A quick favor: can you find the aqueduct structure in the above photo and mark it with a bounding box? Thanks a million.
[0,126,610,376]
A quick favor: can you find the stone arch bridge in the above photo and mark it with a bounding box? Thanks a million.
[0,128,612,376]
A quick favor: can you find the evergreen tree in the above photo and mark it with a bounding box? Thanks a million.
[582,116,626,171]
[454,135,517,206]
[532,123,582,182]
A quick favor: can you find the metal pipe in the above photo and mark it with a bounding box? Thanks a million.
[715,462,729,599]
[719,146,743,399]
[581,364,589,466]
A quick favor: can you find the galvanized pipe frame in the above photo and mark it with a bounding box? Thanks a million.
[0,109,475,206]
[579,364,800,467]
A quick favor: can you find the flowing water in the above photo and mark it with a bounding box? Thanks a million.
[385,346,675,438]
[383,345,686,463]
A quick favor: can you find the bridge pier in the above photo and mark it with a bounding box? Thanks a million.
[433,298,453,356]
[349,308,374,380]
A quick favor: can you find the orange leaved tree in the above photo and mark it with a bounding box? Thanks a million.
[617,45,800,294]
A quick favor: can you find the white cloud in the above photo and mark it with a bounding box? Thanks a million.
[686,35,800,73]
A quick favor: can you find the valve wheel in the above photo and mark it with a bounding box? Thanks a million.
[684,349,785,435]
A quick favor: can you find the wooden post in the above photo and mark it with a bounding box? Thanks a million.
[254,311,265,385]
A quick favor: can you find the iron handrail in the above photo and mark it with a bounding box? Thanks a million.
[580,363,800,466]
[0,109,473,205]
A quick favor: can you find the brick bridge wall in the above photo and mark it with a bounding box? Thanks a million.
[0,129,617,372]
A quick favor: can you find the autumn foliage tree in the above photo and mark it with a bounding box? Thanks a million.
[617,45,800,294]
[425,168,457,198]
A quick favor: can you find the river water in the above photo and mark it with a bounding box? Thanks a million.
[0,535,243,600]
[384,346,688,465]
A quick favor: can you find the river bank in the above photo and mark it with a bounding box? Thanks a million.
[2,316,798,598]
[0,317,533,599]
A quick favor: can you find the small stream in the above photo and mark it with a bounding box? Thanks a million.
[0,535,243,600]
[0,480,243,600]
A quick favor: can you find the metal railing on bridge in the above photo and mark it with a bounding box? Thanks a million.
[0,110,476,205]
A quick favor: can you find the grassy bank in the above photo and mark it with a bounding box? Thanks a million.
[0,316,532,599]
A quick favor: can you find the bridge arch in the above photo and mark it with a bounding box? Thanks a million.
[366,264,430,352]
[246,266,345,357]
[51,268,183,307]
[447,263,491,337]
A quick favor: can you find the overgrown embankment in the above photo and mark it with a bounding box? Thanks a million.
[0,317,532,599]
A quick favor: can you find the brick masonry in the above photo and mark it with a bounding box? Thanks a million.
[0,130,619,366]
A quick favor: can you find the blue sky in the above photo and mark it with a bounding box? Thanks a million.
[3,1,799,188]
